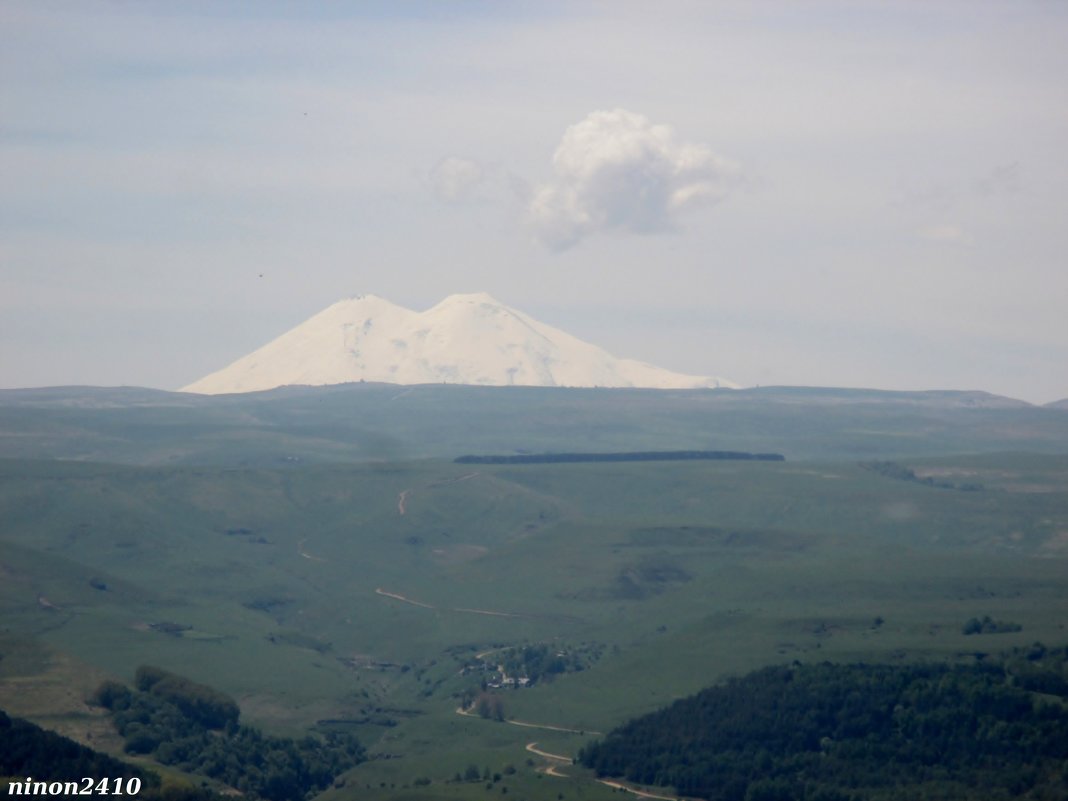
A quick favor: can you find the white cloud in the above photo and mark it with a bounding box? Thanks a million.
[527,109,739,250]
[429,156,486,202]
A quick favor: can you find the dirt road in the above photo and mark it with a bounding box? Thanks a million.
[376,588,529,619]
[526,742,571,762]
[452,606,522,618]
[374,588,434,608]
[455,705,600,735]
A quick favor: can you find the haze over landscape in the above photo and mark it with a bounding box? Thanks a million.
[3,6,1068,801]
[2,2,1067,402]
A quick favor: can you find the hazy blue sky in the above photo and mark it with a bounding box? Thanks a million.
[3,1,1066,402]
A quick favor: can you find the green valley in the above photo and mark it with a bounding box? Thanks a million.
[1,385,1066,800]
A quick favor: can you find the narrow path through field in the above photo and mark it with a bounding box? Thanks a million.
[526,742,571,762]
[376,588,532,619]
[526,741,571,776]
[297,538,325,562]
[454,705,600,735]
[374,588,434,609]
[452,607,522,618]
[505,717,600,735]
[525,743,685,794]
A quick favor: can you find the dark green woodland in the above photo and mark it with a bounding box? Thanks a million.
[90,668,364,801]
[579,650,1068,800]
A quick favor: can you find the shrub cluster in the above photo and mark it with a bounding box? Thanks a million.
[962,615,1023,635]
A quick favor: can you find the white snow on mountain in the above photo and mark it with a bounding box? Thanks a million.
[181,292,737,395]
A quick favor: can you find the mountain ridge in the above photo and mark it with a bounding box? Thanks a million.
[181,292,736,394]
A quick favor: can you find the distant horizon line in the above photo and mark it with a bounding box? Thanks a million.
[0,381,1062,408]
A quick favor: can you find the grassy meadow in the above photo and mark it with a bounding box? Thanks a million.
[1,385,1067,800]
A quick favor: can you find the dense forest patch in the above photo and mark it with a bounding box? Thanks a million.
[90,667,364,801]
[579,649,1068,800]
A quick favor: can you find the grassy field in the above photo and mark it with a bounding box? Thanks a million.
[2,384,1067,465]
[1,386,1067,800]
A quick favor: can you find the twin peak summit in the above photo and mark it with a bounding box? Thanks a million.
[181,292,735,395]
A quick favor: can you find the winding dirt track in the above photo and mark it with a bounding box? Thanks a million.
[454,705,600,735]
[523,742,684,796]
[374,588,433,609]
[525,741,571,777]
[526,742,571,762]
[452,607,521,618]
[504,717,600,735]
[376,588,530,619]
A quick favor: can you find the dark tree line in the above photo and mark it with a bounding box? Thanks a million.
[1,708,155,789]
[1,709,222,801]
[91,667,364,801]
[455,450,785,465]
[579,657,1068,800]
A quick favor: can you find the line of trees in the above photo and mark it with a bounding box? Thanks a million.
[455,450,785,465]
[861,461,984,491]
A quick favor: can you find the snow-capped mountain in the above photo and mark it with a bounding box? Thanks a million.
[181,292,736,394]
